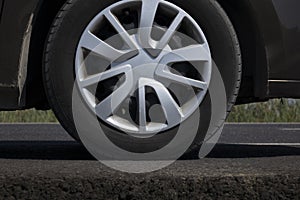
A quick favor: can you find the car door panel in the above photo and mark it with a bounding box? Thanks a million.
[270,0,300,81]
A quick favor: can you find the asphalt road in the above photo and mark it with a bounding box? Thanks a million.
[0,123,299,199]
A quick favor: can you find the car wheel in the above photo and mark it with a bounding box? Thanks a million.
[43,0,241,156]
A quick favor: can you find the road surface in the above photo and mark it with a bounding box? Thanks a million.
[0,123,299,199]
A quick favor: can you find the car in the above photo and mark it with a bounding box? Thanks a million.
[0,0,299,156]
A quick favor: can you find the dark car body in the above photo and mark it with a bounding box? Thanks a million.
[0,0,299,110]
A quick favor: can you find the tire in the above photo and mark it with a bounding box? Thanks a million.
[43,0,241,156]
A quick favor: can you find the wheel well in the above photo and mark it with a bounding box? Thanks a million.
[26,0,269,109]
[217,0,269,103]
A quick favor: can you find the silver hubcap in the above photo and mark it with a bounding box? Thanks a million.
[75,0,212,137]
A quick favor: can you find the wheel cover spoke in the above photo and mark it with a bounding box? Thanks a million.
[138,0,160,49]
[95,69,134,119]
[156,66,208,90]
[156,12,185,50]
[79,31,126,61]
[162,44,210,63]
[79,64,131,88]
[104,10,138,50]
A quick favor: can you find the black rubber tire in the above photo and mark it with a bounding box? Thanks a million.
[43,0,241,155]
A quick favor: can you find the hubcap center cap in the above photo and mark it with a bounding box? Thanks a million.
[122,37,171,81]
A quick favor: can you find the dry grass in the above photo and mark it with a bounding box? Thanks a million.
[0,99,299,123]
